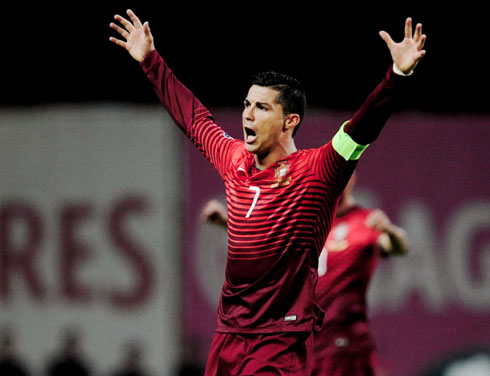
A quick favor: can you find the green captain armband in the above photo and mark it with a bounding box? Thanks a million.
[332,121,369,161]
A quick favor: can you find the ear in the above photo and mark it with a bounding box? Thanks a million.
[284,113,301,133]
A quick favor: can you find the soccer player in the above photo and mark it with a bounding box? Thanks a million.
[312,173,408,376]
[109,10,426,375]
[201,172,408,376]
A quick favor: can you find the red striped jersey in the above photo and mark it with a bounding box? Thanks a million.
[141,50,400,333]
[216,141,356,333]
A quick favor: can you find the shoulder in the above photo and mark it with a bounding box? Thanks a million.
[341,206,377,229]
[295,143,334,161]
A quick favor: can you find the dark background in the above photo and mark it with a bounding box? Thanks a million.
[2,4,488,113]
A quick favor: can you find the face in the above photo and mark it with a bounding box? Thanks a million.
[242,85,288,156]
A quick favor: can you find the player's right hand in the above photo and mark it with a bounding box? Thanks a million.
[109,9,155,63]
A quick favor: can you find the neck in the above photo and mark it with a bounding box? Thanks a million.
[254,140,297,170]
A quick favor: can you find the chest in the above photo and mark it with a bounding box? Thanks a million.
[225,160,326,220]
[327,215,376,251]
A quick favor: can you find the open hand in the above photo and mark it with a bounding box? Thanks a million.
[109,9,155,62]
[379,17,427,74]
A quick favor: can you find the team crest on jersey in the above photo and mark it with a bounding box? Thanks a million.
[332,223,349,240]
[271,161,291,188]
[326,223,349,252]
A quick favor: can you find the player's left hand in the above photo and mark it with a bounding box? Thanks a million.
[379,17,427,74]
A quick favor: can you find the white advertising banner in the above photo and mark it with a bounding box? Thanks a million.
[0,105,183,375]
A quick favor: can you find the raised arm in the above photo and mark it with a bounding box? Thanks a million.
[109,9,240,178]
[340,18,427,149]
[109,9,208,138]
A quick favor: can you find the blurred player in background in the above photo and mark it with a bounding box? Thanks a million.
[110,9,425,375]
[312,173,407,376]
[201,172,408,376]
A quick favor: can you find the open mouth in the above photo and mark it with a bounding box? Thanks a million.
[244,127,257,144]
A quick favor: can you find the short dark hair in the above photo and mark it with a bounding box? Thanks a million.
[251,71,306,136]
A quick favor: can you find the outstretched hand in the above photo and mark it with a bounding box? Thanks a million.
[379,17,426,74]
[109,9,155,63]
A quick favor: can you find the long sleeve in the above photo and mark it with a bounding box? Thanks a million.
[140,50,212,136]
[344,66,407,145]
[140,50,242,177]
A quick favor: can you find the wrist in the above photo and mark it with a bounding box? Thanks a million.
[393,63,414,76]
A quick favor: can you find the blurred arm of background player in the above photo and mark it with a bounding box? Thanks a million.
[366,209,408,256]
[201,199,228,228]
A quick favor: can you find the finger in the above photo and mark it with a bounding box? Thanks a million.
[414,23,423,42]
[127,9,143,28]
[416,49,427,60]
[405,17,413,39]
[109,37,127,49]
[143,21,152,38]
[109,22,129,40]
[418,34,427,50]
[114,14,134,32]
[379,30,394,48]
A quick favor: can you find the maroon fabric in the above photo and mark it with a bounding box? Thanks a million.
[204,331,313,376]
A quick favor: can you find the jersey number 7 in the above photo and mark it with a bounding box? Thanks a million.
[246,186,261,218]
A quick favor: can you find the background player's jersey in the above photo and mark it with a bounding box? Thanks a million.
[313,206,381,362]
[141,50,400,334]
